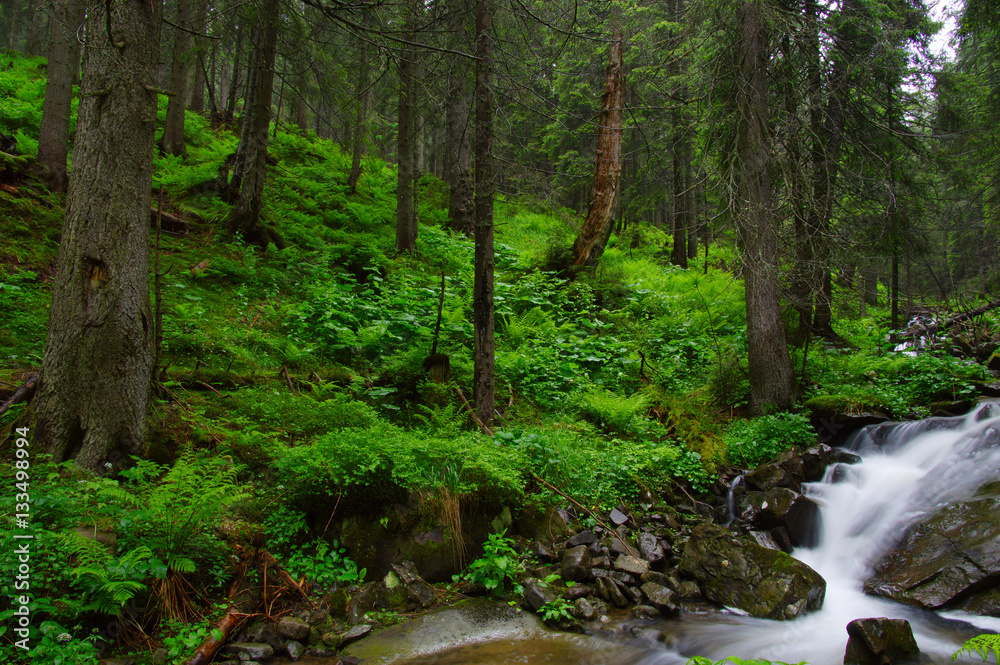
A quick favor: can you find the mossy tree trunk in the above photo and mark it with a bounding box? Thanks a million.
[36,0,83,192]
[395,0,419,253]
[35,0,163,472]
[227,0,279,247]
[160,0,193,156]
[473,0,496,427]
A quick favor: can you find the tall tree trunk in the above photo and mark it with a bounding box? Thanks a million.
[189,0,209,112]
[734,0,793,415]
[36,0,83,192]
[445,63,474,235]
[571,30,625,268]
[161,0,193,156]
[395,0,418,252]
[294,67,309,132]
[24,0,46,55]
[347,26,370,193]
[473,0,496,427]
[6,0,21,50]
[225,19,243,119]
[227,0,279,247]
[35,0,163,472]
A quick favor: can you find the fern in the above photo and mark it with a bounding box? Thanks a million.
[64,533,152,616]
[954,634,1000,664]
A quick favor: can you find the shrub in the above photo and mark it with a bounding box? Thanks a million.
[724,413,816,467]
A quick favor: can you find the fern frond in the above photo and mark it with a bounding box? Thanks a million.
[954,634,1000,664]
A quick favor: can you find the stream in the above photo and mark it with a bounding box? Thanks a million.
[332,403,1000,665]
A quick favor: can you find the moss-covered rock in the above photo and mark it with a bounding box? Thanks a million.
[678,523,826,620]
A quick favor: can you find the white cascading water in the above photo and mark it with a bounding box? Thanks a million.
[674,401,1000,665]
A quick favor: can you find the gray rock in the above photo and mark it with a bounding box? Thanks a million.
[677,580,701,600]
[622,583,644,605]
[641,582,680,617]
[679,523,826,620]
[221,643,274,662]
[152,651,169,665]
[630,605,661,620]
[614,554,649,576]
[573,597,597,621]
[522,578,558,612]
[748,487,822,548]
[307,609,330,626]
[277,616,311,641]
[340,624,373,646]
[595,577,628,608]
[637,532,664,565]
[561,545,593,581]
[592,568,635,585]
[565,583,593,600]
[285,640,306,661]
[640,570,671,587]
[610,507,630,525]
[865,477,1000,614]
[567,530,598,548]
[844,617,919,665]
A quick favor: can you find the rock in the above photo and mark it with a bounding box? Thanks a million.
[347,581,387,624]
[677,580,701,600]
[277,616,311,641]
[308,646,340,658]
[389,561,436,608]
[844,618,919,665]
[535,542,557,562]
[573,597,597,621]
[566,584,593,600]
[561,545,593,581]
[614,554,649,576]
[749,530,783,551]
[679,523,826,620]
[865,476,1000,613]
[799,444,836,482]
[285,640,306,661]
[307,609,331,626]
[641,582,680,617]
[222,643,274,662]
[607,528,637,556]
[522,578,559,612]
[747,487,822,548]
[622,583,644,605]
[637,532,665,565]
[640,570,672,587]
[595,577,629,608]
[630,605,661,620]
[567,530,599,548]
[610,507,630,526]
[592,568,635,585]
[987,353,1000,372]
[340,624,373,646]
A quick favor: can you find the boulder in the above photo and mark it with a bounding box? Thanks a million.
[567,530,598,548]
[522,578,558,612]
[573,597,597,621]
[679,523,826,620]
[285,640,306,661]
[560,545,592,582]
[640,582,680,617]
[747,487,822,548]
[614,555,649,576]
[844,618,919,665]
[221,643,274,662]
[637,532,665,565]
[277,616,311,641]
[864,477,1000,614]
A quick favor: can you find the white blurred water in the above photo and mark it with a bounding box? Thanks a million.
[678,401,1000,665]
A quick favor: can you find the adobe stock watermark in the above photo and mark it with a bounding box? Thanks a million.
[10,426,33,651]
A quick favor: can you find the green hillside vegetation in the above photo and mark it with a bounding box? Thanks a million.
[1,51,996,663]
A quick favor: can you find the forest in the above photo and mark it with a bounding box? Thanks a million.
[1,0,1000,662]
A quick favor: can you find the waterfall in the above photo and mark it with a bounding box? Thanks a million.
[677,401,1000,665]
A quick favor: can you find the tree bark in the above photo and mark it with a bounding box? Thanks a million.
[24,0,47,55]
[473,0,495,427]
[734,0,793,415]
[36,0,83,192]
[443,0,474,235]
[571,30,625,268]
[161,0,194,156]
[189,0,209,112]
[347,23,370,193]
[395,0,418,252]
[35,0,163,472]
[227,0,279,247]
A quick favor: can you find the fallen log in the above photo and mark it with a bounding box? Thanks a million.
[149,208,188,235]
[0,372,40,418]
[901,298,1000,338]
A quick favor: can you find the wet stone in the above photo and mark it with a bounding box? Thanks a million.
[637,532,664,564]
[573,597,597,621]
[277,616,311,641]
[222,643,274,662]
[592,568,635,585]
[340,624,373,646]
[285,640,306,661]
[610,507,630,526]
[561,545,593,582]
[630,605,661,620]
[567,530,599,548]
[615,554,650,576]
[641,582,680,617]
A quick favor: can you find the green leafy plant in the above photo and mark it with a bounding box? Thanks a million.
[461,530,521,597]
[953,634,1000,664]
[65,534,153,616]
[538,597,575,623]
[284,539,366,588]
[28,621,102,665]
[162,618,221,664]
[724,413,815,467]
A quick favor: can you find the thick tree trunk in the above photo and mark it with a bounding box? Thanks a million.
[225,19,243,119]
[6,0,21,50]
[571,30,625,268]
[36,0,83,192]
[395,0,418,253]
[227,0,279,246]
[24,0,46,55]
[473,0,495,427]
[35,0,162,472]
[161,0,193,156]
[734,0,793,415]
